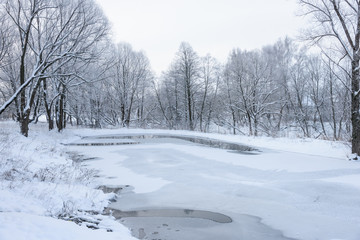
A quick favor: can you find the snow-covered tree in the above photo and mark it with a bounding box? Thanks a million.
[110,43,153,127]
[299,0,360,156]
[0,0,110,136]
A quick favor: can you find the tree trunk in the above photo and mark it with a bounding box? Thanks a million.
[42,79,54,130]
[329,71,338,140]
[254,116,258,137]
[120,102,125,126]
[56,83,66,132]
[247,112,253,136]
[186,81,193,131]
[351,55,360,156]
[20,111,30,137]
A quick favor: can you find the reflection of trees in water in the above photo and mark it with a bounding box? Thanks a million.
[81,134,258,153]
[109,208,232,223]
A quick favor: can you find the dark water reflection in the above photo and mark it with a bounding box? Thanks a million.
[108,208,232,223]
[83,134,258,153]
[105,207,296,240]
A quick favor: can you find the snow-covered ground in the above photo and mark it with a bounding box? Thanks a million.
[1,122,359,240]
[0,122,136,240]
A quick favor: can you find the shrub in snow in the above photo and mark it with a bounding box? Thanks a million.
[0,125,117,232]
[33,162,98,185]
[0,158,32,182]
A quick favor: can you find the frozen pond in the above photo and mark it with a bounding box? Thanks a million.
[68,133,299,240]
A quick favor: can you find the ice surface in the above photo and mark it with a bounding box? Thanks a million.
[1,123,359,240]
[67,130,360,240]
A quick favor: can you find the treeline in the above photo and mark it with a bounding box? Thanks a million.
[153,41,350,140]
[0,0,352,141]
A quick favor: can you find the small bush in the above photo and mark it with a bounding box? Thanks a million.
[33,162,98,185]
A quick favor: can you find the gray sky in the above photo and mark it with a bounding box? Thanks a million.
[96,0,304,75]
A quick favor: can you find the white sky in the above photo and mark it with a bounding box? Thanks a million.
[95,0,305,75]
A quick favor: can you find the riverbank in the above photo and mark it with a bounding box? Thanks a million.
[0,121,136,240]
[1,121,359,240]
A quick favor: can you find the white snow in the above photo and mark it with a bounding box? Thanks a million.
[1,122,360,240]
[0,212,132,240]
[0,122,136,240]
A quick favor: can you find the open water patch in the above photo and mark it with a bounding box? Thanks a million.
[80,134,259,153]
[107,208,232,223]
[106,207,295,240]
[106,208,234,239]
[98,184,134,194]
[64,138,139,146]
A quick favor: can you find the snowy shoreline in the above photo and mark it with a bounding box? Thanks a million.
[1,121,360,240]
[0,122,136,240]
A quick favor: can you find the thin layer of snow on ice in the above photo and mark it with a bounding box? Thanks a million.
[66,127,360,240]
[1,122,359,240]
[69,144,171,193]
[70,127,349,159]
[118,142,354,172]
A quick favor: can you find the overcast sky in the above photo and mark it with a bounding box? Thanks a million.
[95,0,304,75]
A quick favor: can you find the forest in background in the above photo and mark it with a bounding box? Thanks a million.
[0,0,358,151]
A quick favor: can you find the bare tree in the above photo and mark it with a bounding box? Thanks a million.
[323,58,351,140]
[174,42,200,130]
[198,54,221,132]
[154,67,182,129]
[111,43,152,127]
[287,52,313,137]
[155,43,221,131]
[0,9,10,66]
[299,0,360,156]
[261,38,294,136]
[0,9,13,118]
[0,0,46,136]
[307,56,328,138]
[224,49,277,136]
[0,0,110,135]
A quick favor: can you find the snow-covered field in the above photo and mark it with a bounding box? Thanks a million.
[1,121,360,240]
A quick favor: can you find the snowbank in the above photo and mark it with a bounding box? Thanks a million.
[0,122,135,240]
